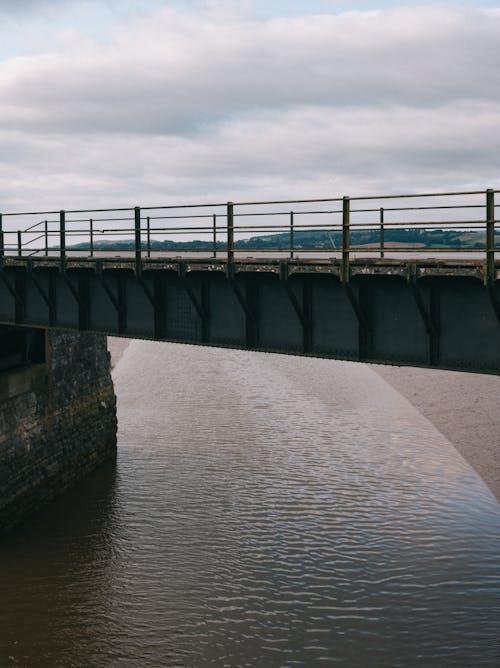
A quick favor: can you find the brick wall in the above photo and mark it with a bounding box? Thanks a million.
[0,329,117,535]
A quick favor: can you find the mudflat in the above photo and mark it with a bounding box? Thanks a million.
[372,364,500,501]
[107,336,130,368]
[107,336,500,502]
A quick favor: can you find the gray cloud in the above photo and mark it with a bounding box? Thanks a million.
[1,7,499,134]
[0,0,78,12]
[0,4,499,212]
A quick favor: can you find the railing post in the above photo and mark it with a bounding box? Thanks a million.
[342,196,350,283]
[290,211,294,259]
[380,207,385,259]
[227,202,234,263]
[60,210,66,264]
[89,218,94,257]
[134,206,142,274]
[147,216,151,258]
[17,231,22,257]
[0,214,4,258]
[212,213,217,259]
[44,220,48,256]
[486,189,495,285]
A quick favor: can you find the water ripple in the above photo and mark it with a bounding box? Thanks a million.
[1,341,500,667]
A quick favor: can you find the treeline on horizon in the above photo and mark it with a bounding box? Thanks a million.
[71,228,498,251]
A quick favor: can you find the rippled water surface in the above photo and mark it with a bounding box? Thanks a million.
[2,341,500,667]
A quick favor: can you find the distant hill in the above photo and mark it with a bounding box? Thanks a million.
[71,228,498,251]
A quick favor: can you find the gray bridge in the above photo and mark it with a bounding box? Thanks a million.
[0,188,499,374]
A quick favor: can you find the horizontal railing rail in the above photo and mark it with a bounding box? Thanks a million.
[0,188,497,283]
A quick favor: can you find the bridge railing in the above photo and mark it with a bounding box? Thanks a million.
[0,188,498,282]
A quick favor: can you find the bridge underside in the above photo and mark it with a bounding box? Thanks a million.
[0,257,499,374]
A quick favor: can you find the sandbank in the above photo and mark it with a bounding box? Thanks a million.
[107,335,500,501]
[372,364,500,501]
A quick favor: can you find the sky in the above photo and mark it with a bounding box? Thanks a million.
[0,0,499,212]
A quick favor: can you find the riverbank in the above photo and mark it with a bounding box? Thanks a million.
[372,364,500,502]
[107,337,500,502]
[107,336,130,368]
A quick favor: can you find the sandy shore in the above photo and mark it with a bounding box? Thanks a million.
[106,336,500,501]
[107,336,130,368]
[372,364,500,501]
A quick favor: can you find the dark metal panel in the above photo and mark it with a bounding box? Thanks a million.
[284,275,313,353]
[437,278,500,371]
[209,274,246,346]
[256,275,302,352]
[0,270,18,322]
[77,271,90,331]
[358,276,429,365]
[24,268,52,325]
[179,272,208,342]
[48,271,57,327]
[343,282,370,361]
[429,282,441,366]
[310,276,359,359]
[153,273,167,340]
[14,269,26,324]
[124,274,155,338]
[165,275,200,341]
[487,282,500,328]
[88,272,121,333]
[245,277,259,348]
[54,272,79,328]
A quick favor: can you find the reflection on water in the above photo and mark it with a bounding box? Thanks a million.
[1,342,500,667]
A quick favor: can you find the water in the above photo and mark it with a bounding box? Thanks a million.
[1,341,500,667]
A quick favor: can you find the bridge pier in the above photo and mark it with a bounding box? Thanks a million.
[0,326,117,535]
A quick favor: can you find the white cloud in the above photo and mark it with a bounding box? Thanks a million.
[0,4,498,212]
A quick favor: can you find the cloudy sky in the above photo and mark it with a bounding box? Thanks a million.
[0,0,498,212]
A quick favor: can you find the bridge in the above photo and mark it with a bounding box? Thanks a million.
[0,188,499,374]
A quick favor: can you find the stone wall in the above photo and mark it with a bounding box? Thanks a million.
[0,329,117,535]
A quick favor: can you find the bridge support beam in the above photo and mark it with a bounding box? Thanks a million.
[0,257,498,374]
[0,326,117,535]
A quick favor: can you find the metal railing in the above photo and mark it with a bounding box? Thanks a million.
[0,188,498,282]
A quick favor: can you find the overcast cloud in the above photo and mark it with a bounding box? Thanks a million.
[0,2,498,212]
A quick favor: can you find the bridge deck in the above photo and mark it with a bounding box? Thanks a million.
[2,255,497,281]
[0,254,498,375]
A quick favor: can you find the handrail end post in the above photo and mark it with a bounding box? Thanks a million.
[342,195,350,283]
[380,206,385,260]
[134,206,142,275]
[227,202,234,264]
[59,210,66,270]
[486,189,495,285]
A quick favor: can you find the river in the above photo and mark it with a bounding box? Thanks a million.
[1,341,500,667]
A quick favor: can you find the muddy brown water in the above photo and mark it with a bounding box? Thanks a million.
[1,341,500,667]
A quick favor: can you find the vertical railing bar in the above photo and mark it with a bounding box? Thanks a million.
[89,218,94,257]
[227,202,234,263]
[135,206,142,274]
[342,196,350,283]
[212,213,217,259]
[380,207,385,259]
[147,216,151,258]
[17,230,22,257]
[44,220,48,256]
[290,211,294,260]
[486,188,495,285]
[0,214,4,258]
[60,210,66,267]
